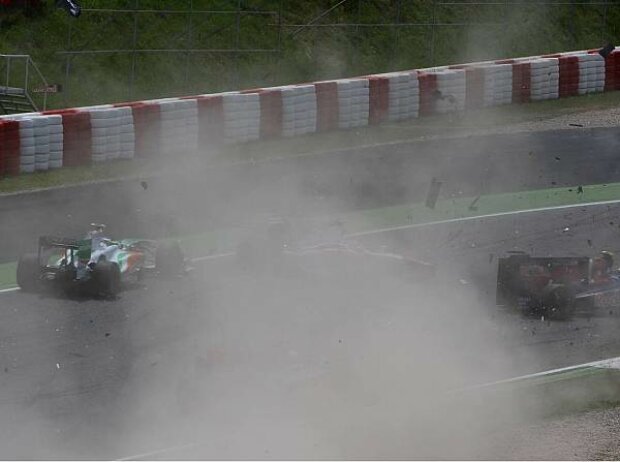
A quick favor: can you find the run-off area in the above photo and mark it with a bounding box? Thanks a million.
[2,129,620,459]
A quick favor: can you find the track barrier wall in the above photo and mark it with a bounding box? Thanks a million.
[0,47,617,177]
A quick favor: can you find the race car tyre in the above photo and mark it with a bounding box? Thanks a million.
[93,261,121,298]
[156,241,184,276]
[16,253,39,292]
[542,285,576,320]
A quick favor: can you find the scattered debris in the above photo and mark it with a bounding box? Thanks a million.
[599,42,615,58]
[568,123,584,127]
[563,227,570,232]
[56,363,60,369]
[425,178,442,209]
[468,194,481,211]
[57,0,82,18]
[554,156,561,161]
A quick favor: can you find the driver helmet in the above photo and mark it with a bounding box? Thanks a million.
[88,223,106,237]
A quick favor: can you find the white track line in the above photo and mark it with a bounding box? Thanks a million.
[117,442,201,461]
[459,356,620,392]
[189,252,235,262]
[345,197,620,238]
[0,287,19,294]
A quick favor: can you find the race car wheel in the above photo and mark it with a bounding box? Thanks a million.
[542,286,576,320]
[93,261,121,298]
[156,241,184,276]
[16,253,39,292]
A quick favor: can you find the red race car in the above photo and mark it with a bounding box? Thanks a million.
[496,250,620,320]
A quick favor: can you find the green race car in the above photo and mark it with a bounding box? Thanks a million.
[16,231,184,297]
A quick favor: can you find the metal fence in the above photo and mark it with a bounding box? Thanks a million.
[0,54,50,113]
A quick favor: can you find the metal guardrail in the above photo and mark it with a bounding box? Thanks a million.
[0,54,50,113]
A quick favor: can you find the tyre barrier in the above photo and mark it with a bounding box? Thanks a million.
[248,84,317,138]
[485,62,514,106]
[338,79,369,129]
[17,117,36,174]
[32,116,50,172]
[602,48,620,92]
[44,109,92,167]
[257,88,283,139]
[418,72,438,116]
[189,94,225,149]
[154,98,199,156]
[496,59,533,104]
[46,115,63,169]
[116,102,160,159]
[578,52,605,94]
[80,105,123,163]
[2,47,619,178]
[529,58,559,102]
[0,120,20,176]
[222,92,260,143]
[281,84,317,137]
[368,76,390,125]
[435,69,466,113]
[542,51,604,96]
[315,81,339,132]
[447,62,513,108]
[544,53,580,97]
[460,66,486,110]
[0,114,56,173]
[385,71,419,122]
[118,106,135,160]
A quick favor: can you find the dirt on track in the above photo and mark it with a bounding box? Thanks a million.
[482,405,620,460]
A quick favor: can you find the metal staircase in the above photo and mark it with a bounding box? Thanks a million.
[0,54,50,115]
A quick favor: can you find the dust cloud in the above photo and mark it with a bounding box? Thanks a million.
[0,94,602,460]
[67,133,553,460]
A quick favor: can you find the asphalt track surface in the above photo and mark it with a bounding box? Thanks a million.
[2,128,620,458]
[2,127,620,262]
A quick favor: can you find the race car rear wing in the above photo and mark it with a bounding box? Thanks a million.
[38,236,81,249]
